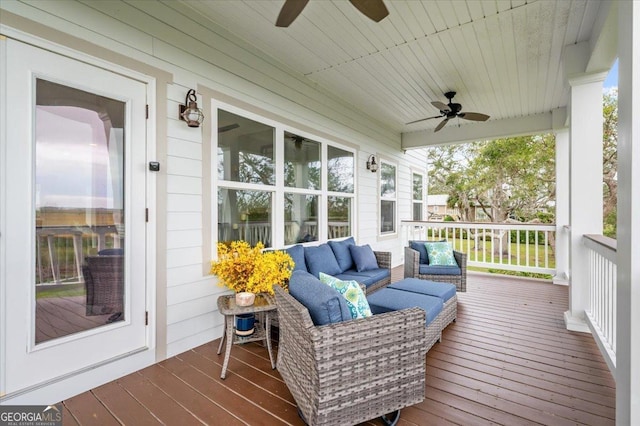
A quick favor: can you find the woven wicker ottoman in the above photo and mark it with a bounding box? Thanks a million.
[367,288,443,352]
[388,278,457,329]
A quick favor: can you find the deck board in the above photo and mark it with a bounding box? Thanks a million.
[60,269,615,425]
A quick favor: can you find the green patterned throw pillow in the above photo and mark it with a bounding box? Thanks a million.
[424,241,458,266]
[319,273,372,319]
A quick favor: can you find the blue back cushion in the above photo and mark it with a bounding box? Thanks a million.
[288,271,351,325]
[98,248,124,256]
[328,237,355,272]
[304,244,341,277]
[348,244,379,272]
[285,244,307,272]
[409,240,429,264]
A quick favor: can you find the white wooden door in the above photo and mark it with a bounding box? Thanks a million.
[1,40,148,395]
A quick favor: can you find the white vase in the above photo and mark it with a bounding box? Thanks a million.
[235,291,255,306]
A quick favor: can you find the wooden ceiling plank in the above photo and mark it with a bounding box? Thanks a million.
[450,23,496,117]
[425,1,449,32]
[475,14,510,120]
[409,1,437,36]
[496,0,514,14]
[495,7,522,118]
[451,0,472,26]
[436,1,461,30]
[387,1,428,41]
[534,3,559,115]
[301,0,374,61]
[466,1,485,22]
[199,0,329,74]
[383,46,437,119]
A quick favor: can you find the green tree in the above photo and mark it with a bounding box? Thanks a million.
[602,90,618,238]
[428,135,556,223]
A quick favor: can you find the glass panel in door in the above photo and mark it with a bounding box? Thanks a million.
[35,79,126,344]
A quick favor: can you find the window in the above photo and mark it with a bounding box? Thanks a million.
[379,161,396,234]
[327,146,354,239]
[215,106,355,247]
[412,172,425,220]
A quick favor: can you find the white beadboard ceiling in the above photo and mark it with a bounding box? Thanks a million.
[180,0,612,143]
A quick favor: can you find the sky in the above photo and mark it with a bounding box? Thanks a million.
[603,59,618,89]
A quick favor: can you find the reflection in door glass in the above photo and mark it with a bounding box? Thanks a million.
[35,79,126,344]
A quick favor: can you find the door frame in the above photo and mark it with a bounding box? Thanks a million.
[0,23,169,404]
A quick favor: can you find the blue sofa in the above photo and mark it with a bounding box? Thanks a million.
[283,237,392,294]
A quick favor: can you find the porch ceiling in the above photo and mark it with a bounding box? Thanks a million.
[180,0,615,147]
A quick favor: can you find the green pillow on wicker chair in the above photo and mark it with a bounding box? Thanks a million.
[424,241,458,266]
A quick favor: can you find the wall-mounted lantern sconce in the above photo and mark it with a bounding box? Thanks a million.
[366,154,378,173]
[179,89,204,128]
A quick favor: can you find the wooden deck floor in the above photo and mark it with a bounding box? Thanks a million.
[60,269,616,425]
[36,295,113,344]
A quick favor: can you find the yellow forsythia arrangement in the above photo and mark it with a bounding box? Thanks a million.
[210,240,294,294]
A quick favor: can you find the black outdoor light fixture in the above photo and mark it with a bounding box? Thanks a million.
[179,89,204,128]
[366,154,378,173]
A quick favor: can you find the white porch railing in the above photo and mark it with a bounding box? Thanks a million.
[583,234,617,374]
[401,220,556,275]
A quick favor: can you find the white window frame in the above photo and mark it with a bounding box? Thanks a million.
[378,158,397,236]
[412,170,426,221]
[212,101,356,249]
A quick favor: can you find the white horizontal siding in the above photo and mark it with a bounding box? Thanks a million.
[167,139,202,160]
[166,264,208,288]
[167,212,202,231]
[167,194,202,213]
[167,229,203,250]
[167,176,202,195]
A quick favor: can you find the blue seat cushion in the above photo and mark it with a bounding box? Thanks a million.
[304,244,341,277]
[348,244,379,272]
[328,237,355,272]
[336,268,390,287]
[285,244,307,272]
[367,288,443,326]
[419,264,461,276]
[288,271,351,326]
[389,278,457,302]
[409,240,430,265]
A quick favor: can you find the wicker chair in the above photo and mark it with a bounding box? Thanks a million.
[404,245,468,292]
[83,255,124,316]
[274,285,427,426]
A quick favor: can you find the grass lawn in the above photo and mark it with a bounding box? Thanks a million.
[36,283,85,299]
[448,238,555,279]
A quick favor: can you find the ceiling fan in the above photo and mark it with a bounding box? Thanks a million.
[276,0,389,27]
[407,91,490,132]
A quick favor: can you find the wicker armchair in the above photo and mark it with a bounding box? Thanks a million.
[404,245,468,292]
[274,285,427,426]
[83,255,124,316]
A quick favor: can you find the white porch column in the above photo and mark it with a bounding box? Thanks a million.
[616,1,640,423]
[553,127,569,285]
[564,59,606,332]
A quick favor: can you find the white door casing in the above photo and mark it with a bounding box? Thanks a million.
[1,40,148,396]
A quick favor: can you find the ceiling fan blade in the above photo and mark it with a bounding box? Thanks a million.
[406,115,443,125]
[349,0,389,22]
[218,123,240,133]
[434,118,449,132]
[431,101,450,112]
[276,0,309,27]
[458,112,490,122]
